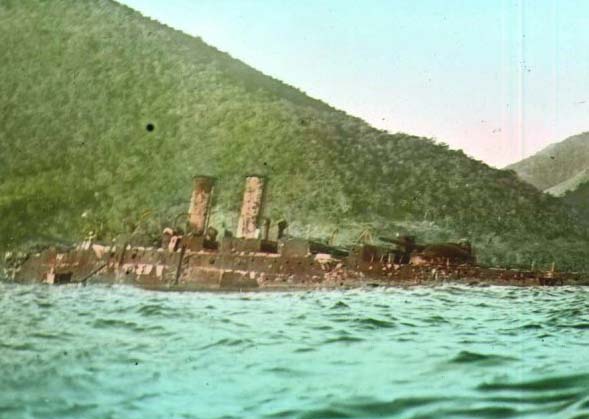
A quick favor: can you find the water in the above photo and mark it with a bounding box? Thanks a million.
[1,283,589,419]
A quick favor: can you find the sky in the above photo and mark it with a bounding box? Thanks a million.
[119,0,589,168]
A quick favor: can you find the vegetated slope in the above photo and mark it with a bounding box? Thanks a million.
[545,169,589,196]
[1,0,588,269]
[562,181,589,221]
[507,132,589,194]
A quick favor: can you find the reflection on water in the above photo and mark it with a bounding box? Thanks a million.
[1,282,589,418]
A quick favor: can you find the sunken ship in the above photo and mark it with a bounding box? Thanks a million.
[4,176,586,289]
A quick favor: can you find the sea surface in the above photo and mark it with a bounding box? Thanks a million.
[1,282,589,419]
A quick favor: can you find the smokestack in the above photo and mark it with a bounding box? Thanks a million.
[236,176,265,239]
[188,176,215,235]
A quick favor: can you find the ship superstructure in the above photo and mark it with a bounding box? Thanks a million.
[6,176,579,289]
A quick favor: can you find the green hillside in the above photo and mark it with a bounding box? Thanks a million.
[545,169,589,196]
[562,181,589,220]
[507,132,589,194]
[1,0,589,270]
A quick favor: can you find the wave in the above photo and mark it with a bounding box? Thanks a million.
[352,317,396,330]
[478,373,589,392]
[450,350,518,365]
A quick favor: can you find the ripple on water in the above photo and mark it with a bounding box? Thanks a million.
[198,337,255,350]
[0,342,37,352]
[352,317,396,330]
[449,350,518,366]
[271,396,450,419]
[330,301,350,310]
[478,373,589,392]
[322,329,365,345]
[92,318,165,333]
[136,303,175,317]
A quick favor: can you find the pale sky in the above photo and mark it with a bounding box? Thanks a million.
[119,0,589,167]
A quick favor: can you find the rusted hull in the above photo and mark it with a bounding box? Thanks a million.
[8,244,588,290]
[7,176,585,290]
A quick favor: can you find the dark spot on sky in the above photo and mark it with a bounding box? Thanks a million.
[146,123,155,132]
[550,156,555,160]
